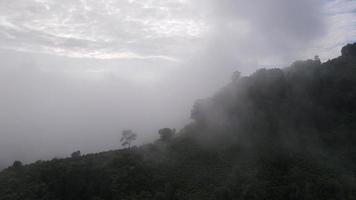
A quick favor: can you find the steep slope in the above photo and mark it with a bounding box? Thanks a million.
[1,43,356,200]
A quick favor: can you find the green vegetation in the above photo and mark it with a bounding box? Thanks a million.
[1,43,356,200]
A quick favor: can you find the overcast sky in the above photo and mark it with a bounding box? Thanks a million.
[0,0,355,167]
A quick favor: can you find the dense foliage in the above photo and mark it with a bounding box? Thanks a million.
[1,43,356,199]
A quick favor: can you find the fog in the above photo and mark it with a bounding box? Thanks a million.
[0,0,355,168]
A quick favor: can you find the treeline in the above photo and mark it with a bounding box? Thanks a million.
[1,43,356,200]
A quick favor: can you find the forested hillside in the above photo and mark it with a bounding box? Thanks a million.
[1,43,356,200]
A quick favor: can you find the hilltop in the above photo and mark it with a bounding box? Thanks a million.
[1,43,356,200]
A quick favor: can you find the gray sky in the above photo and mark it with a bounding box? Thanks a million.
[0,0,355,167]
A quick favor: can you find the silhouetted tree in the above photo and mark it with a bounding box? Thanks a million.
[12,160,22,168]
[342,43,356,56]
[71,151,81,158]
[120,129,137,148]
[314,55,321,64]
[158,128,175,142]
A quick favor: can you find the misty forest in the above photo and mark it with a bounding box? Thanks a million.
[1,0,356,199]
[1,43,356,199]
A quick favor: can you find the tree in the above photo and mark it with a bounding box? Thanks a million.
[120,130,137,148]
[12,160,23,169]
[341,43,356,57]
[314,55,321,64]
[158,128,175,142]
[231,70,241,82]
[71,151,81,158]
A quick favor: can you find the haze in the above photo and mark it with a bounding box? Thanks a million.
[0,0,355,168]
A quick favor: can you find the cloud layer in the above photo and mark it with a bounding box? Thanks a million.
[0,0,207,60]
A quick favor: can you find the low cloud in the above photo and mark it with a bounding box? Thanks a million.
[0,0,355,167]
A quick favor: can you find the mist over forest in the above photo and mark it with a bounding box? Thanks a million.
[1,0,356,199]
[1,43,356,199]
[0,0,354,168]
